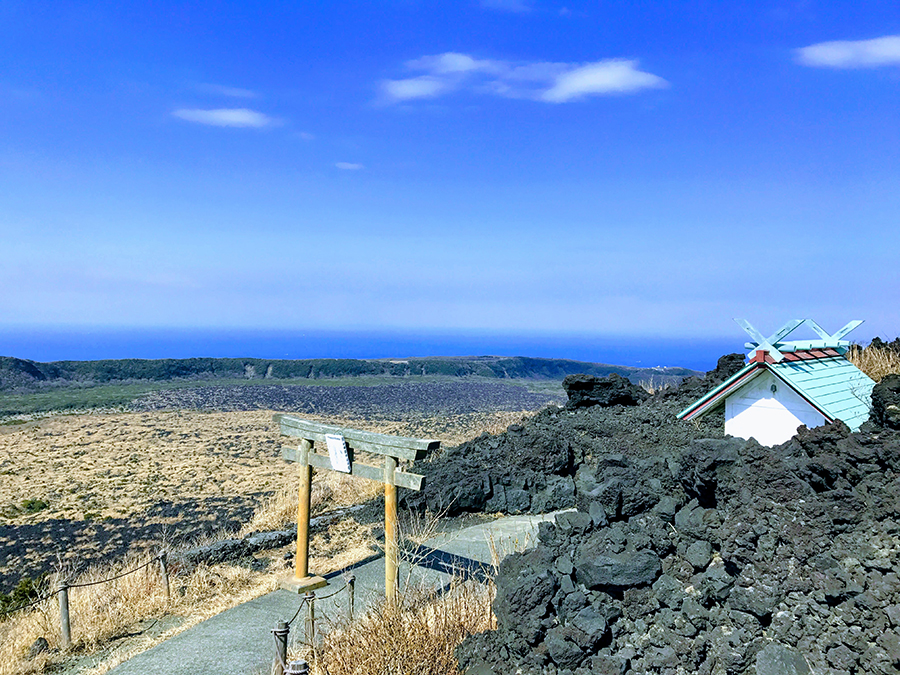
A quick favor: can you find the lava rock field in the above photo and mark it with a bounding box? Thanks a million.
[445,361,900,675]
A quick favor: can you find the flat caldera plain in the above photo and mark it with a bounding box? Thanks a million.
[0,380,556,592]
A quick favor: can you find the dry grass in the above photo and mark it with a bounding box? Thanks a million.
[639,376,674,395]
[0,408,529,675]
[0,450,384,675]
[240,469,382,536]
[353,410,539,449]
[240,465,384,577]
[305,580,495,675]
[0,552,279,675]
[0,410,283,527]
[847,344,900,383]
[0,409,532,529]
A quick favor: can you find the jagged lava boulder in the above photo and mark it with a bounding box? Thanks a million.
[562,373,649,409]
[406,360,734,518]
[402,407,579,516]
[870,373,900,430]
[668,352,745,404]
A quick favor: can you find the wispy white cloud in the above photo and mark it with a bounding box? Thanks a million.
[196,83,258,98]
[796,35,900,68]
[541,59,668,102]
[382,76,448,101]
[335,162,364,170]
[406,52,501,75]
[298,131,316,141]
[480,0,534,13]
[380,52,667,104]
[172,108,276,128]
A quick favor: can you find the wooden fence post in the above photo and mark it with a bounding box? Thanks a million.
[304,591,316,646]
[347,573,355,621]
[57,581,71,649]
[272,620,289,675]
[158,551,170,601]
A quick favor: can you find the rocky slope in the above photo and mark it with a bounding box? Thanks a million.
[405,356,741,518]
[449,360,900,675]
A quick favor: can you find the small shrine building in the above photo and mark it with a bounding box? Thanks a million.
[677,319,875,447]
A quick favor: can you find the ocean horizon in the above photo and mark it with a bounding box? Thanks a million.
[0,327,743,372]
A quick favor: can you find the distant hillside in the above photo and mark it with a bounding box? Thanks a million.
[0,355,699,391]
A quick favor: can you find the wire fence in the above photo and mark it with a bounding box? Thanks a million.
[0,590,56,618]
[67,556,159,589]
[0,550,172,651]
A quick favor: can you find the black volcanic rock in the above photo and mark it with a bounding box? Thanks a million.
[708,352,746,383]
[670,352,745,404]
[574,548,661,590]
[562,373,649,409]
[456,404,900,675]
[870,373,900,430]
[407,372,726,519]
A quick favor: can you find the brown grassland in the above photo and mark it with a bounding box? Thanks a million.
[0,407,535,675]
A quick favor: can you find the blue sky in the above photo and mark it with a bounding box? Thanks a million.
[1,1,898,345]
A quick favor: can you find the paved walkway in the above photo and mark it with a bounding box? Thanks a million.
[106,513,560,675]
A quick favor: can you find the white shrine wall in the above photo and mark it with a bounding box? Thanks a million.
[724,370,827,447]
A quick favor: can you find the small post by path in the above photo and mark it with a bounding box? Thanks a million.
[285,660,309,675]
[272,620,289,675]
[275,415,438,602]
[347,573,355,621]
[304,591,316,646]
[57,580,71,649]
[158,551,171,601]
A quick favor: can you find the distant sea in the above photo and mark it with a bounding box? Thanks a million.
[0,328,742,372]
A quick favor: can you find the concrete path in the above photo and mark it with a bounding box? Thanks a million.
[106,512,560,675]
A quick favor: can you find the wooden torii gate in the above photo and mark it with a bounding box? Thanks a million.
[274,414,439,600]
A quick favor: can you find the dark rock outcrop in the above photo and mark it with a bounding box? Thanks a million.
[27,637,50,659]
[170,505,367,568]
[562,373,649,409]
[457,423,900,675]
[869,337,900,354]
[870,373,900,430]
[670,352,745,403]
[403,407,579,515]
[407,359,739,518]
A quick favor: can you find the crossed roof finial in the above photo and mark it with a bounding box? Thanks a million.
[734,318,863,362]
